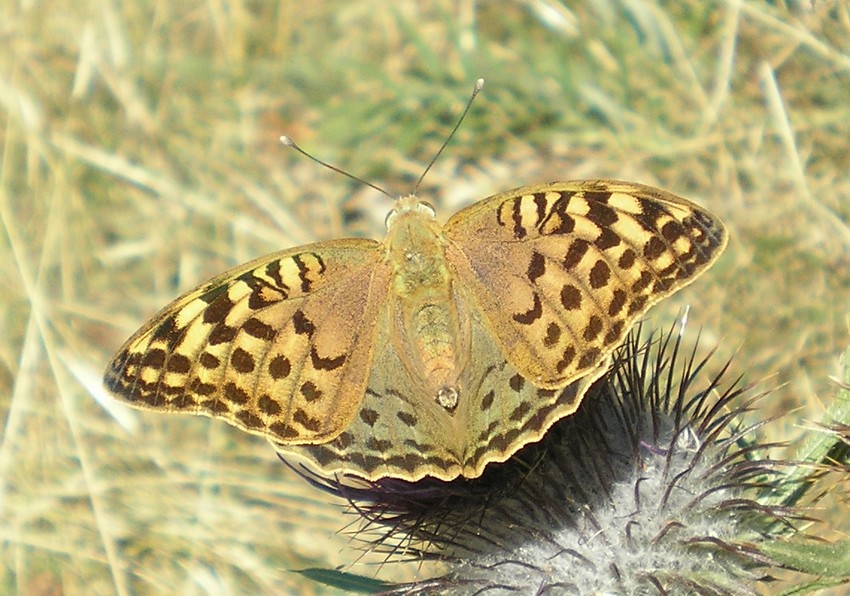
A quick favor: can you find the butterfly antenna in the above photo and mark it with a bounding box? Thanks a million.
[413,78,485,195]
[279,135,394,200]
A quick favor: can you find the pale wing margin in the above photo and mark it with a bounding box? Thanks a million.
[103,238,390,444]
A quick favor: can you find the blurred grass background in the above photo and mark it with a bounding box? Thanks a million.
[1,0,849,594]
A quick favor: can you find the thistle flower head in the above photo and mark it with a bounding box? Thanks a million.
[297,321,836,594]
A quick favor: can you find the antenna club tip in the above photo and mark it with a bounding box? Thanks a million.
[279,135,294,146]
[474,78,485,91]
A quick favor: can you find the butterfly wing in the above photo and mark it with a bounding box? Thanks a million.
[104,238,391,444]
[286,290,608,482]
[444,180,727,389]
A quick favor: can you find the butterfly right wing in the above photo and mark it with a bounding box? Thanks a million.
[444,181,727,390]
[103,238,391,444]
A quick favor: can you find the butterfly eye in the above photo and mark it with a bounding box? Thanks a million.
[417,201,437,217]
[385,208,399,229]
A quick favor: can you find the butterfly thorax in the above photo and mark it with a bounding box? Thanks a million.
[384,195,469,412]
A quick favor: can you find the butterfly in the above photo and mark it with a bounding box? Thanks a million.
[103,176,726,482]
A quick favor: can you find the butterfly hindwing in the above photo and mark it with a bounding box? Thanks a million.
[287,296,608,482]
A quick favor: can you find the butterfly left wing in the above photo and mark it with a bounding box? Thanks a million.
[444,180,727,389]
[104,238,390,444]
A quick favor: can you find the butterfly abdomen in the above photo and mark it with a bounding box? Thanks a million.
[386,196,470,412]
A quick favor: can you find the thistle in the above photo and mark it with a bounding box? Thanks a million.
[297,319,850,594]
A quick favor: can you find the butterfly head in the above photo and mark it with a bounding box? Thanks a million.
[385,194,437,231]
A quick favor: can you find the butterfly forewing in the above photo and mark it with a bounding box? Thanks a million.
[444,181,728,389]
[104,238,390,443]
